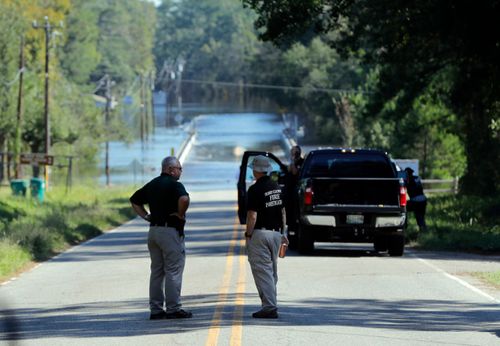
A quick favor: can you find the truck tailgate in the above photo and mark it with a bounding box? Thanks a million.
[311,177,400,206]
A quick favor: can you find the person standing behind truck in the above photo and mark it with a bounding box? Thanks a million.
[288,145,304,176]
[405,167,428,232]
[245,155,288,319]
[285,145,304,229]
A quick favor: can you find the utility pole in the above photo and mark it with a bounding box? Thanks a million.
[104,75,113,186]
[150,71,156,135]
[139,74,145,143]
[14,36,25,179]
[32,16,63,185]
[140,73,150,142]
[176,59,185,124]
[159,61,176,127]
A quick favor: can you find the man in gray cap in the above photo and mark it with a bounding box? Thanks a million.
[245,155,288,318]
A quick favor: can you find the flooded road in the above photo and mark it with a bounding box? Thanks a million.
[100,110,287,189]
[182,113,286,191]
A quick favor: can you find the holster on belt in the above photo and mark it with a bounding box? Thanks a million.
[167,215,186,237]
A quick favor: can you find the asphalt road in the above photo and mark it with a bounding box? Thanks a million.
[1,112,499,345]
[1,187,499,346]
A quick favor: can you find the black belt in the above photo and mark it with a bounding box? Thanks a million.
[150,222,169,227]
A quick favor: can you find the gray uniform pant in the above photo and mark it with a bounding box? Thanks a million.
[148,226,186,314]
[247,229,282,312]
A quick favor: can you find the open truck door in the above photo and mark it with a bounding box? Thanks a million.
[237,151,288,224]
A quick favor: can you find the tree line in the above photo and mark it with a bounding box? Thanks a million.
[240,0,499,196]
[0,0,156,180]
[155,0,480,192]
[1,0,496,196]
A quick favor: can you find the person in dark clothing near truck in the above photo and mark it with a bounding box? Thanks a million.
[405,167,428,232]
[245,155,288,319]
[130,156,192,320]
[288,145,304,177]
[284,145,304,230]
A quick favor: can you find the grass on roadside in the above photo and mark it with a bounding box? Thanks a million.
[0,240,31,279]
[0,184,135,281]
[472,271,500,288]
[406,194,500,253]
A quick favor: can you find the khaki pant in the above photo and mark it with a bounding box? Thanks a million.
[247,229,282,312]
[148,226,185,314]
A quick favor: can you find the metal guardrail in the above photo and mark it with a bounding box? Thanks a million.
[422,178,459,194]
[177,121,196,165]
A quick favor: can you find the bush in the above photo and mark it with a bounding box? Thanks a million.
[411,194,500,252]
[0,185,135,277]
[0,240,32,279]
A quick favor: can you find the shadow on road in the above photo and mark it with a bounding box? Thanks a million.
[1,294,498,340]
[0,300,20,345]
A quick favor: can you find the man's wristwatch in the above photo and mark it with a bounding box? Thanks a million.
[244,231,252,238]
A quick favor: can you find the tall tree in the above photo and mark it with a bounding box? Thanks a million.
[60,0,100,85]
[155,0,260,100]
[0,0,157,182]
[243,0,500,195]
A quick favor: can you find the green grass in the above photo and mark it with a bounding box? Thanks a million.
[0,184,135,280]
[472,271,500,288]
[406,194,500,252]
[0,240,31,278]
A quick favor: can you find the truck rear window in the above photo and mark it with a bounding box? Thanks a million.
[304,153,395,178]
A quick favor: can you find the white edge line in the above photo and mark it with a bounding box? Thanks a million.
[411,254,500,303]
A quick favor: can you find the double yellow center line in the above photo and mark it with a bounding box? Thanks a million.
[205,215,247,346]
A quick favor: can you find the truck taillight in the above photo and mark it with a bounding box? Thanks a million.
[399,186,407,207]
[304,186,314,205]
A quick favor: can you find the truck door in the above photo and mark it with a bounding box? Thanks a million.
[237,151,287,224]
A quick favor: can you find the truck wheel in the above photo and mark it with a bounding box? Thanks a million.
[298,224,314,254]
[388,235,405,256]
[374,236,388,252]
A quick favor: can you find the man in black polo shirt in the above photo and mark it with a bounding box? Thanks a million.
[245,155,288,319]
[130,156,192,320]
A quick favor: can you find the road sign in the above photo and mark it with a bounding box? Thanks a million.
[20,153,54,166]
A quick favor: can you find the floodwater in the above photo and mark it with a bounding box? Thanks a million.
[182,113,287,191]
[99,107,287,190]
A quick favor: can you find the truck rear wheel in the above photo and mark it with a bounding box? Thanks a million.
[298,224,314,254]
[388,235,405,256]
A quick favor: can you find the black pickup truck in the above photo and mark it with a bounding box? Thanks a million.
[237,149,407,256]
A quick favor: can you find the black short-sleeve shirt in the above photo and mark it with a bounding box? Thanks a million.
[247,175,284,230]
[406,174,425,198]
[130,173,188,225]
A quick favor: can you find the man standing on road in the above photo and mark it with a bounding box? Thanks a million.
[130,156,192,320]
[245,155,288,319]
